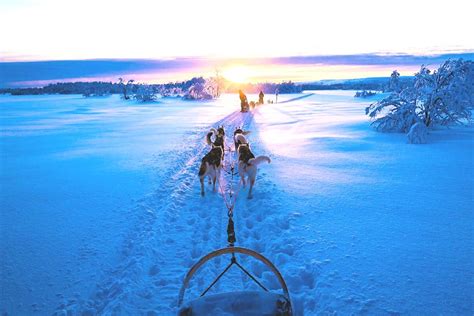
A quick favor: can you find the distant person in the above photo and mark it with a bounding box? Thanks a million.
[258,91,264,104]
[275,88,279,103]
[239,90,248,112]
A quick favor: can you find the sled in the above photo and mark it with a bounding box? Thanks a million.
[240,102,250,112]
[178,246,292,315]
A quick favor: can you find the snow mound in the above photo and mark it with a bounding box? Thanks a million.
[407,122,428,144]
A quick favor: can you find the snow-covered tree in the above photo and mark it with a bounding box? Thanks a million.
[413,59,474,127]
[133,84,157,102]
[366,59,474,134]
[183,77,217,100]
[365,89,420,132]
[387,70,401,92]
[214,69,224,98]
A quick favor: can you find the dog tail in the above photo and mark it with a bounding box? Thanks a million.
[248,155,271,167]
[198,161,207,176]
[234,133,248,145]
[205,128,216,145]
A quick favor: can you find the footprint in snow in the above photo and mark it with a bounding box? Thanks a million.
[245,219,254,229]
[251,230,261,240]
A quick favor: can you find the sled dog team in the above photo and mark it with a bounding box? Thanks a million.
[198,126,271,199]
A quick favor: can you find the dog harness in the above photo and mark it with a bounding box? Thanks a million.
[202,147,223,167]
[238,146,255,166]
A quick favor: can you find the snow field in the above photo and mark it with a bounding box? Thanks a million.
[1,91,472,315]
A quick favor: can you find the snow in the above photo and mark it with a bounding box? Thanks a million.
[179,291,290,315]
[1,91,473,315]
[407,122,428,144]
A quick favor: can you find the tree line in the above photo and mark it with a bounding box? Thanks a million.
[0,77,397,98]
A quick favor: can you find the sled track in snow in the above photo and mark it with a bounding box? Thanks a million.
[60,110,256,314]
[279,93,314,104]
[60,106,314,315]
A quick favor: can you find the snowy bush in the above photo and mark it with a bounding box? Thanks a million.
[354,90,377,98]
[159,86,183,97]
[366,59,474,134]
[133,84,157,102]
[407,122,428,144]
[183,77,216,100]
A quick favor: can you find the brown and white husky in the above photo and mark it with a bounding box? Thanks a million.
[233,128,250,152]
[237,145,271,199]
[198,146,223,196]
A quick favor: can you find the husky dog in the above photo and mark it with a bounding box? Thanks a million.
[233,128,250,152]
[198,147,223,196]
[206,126,225,150]
[237,145,271,199]
[206,126,225,161]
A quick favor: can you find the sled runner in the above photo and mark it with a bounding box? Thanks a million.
[241,102,250,112]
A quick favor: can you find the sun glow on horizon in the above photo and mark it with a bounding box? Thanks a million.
[222,65,253,83]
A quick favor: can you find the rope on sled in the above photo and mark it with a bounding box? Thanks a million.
[217,144,241,247]
[218,112,253,246]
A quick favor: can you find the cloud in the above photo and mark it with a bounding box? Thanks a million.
[268,52,474,66]
[0,58,206,86]
[1,52,473,87]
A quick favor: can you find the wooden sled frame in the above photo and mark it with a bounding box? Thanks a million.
[178,246,292,313]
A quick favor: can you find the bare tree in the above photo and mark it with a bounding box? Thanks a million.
[118,78,134,100]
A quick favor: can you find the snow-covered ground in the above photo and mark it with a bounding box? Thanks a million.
[0,91,472,315]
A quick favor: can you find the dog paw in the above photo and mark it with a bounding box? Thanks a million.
[247,194,253,199]
[201,191,205,197]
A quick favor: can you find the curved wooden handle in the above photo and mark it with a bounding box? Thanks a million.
[177,246,291,308]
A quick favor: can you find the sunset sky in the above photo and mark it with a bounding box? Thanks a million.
[1,0,473,86]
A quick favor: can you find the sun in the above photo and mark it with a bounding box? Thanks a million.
[222,66,252,83]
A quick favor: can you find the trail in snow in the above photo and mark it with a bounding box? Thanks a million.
[279,93,315,104]
[60,110,263,314]
[61,104,315,315]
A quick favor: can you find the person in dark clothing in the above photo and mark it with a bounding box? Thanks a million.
[258,91,264,104]
[239,90,248,112]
